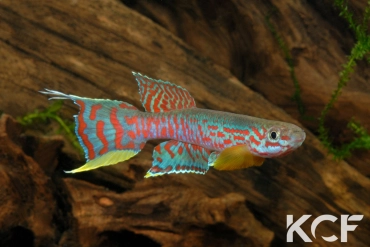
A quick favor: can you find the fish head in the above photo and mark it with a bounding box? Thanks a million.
[249,122,306,158]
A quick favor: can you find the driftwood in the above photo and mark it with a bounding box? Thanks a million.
[0,0,369,246]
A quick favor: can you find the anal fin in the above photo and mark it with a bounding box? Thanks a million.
[146,140,211,178]
[208,145,265,171]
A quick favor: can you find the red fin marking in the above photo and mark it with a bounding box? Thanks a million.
[110,108,124,149]
[153,90,164,112]
[90,104,102,120]
[157,90,166,111]
[177,89,186,108]
[164,141,176,158]
[150,166,162,173]
[178,146,183,155]
[202,152,209,162]
[184,143,194,161]
[210,132,216,137]
[160,100,168,110]
[125,116,137,125]
[144,88,155,112]
[162,85,173,108]
[76,100,95,160]
[140,82,149,107]
[154,145,162,154]
[172,87,179,104]
[96,121,109,155]
[127,130,136,139]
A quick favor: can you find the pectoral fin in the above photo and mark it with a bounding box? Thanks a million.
[209,145,265,171]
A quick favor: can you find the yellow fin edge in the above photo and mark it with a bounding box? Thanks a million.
[65,150,139,173]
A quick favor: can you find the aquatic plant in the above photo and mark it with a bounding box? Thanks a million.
[318,0,370,157]
[17,100,83,154]
[266,0,370,158]
[332,119,370,159]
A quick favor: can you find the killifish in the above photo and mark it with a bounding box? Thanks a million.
[41,72,305,177]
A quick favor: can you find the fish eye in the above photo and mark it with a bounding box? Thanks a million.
[270,131,277,139]
[268,129,280,142]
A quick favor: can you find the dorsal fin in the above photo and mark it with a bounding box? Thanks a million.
[132,72,196,112]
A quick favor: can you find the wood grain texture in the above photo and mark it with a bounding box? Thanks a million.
[0,0,369,246]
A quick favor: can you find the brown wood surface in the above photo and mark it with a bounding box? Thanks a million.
[0,0,369,246]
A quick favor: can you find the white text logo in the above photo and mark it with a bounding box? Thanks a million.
[286,214,363,242]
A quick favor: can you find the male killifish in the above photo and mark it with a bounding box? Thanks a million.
[41,72,306,177]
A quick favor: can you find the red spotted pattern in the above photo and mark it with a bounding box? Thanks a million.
[164,141,176,158]
[90,104,102,120]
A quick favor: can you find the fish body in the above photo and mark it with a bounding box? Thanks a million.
[41,72,305,177]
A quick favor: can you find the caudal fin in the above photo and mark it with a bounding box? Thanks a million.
[40,89,145,173]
